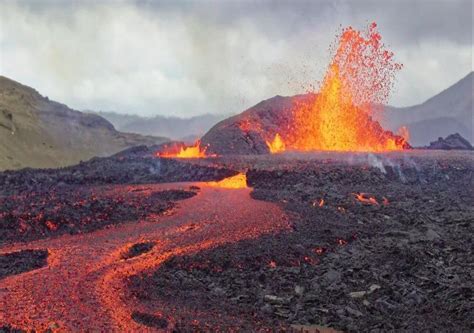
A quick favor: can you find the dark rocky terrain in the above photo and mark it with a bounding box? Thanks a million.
[128,151,474,331]
[0,145,233,196]
[1,146,472,332]
[0,185,197,245]
[0,146,235,245]
[426,133,473,150]
[0,249,48,280]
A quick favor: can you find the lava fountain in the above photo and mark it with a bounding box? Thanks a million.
[266,133,286,153]
[158,140,215,158]
[269,22,409,153]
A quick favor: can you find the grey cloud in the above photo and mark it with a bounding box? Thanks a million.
[0,0,472,117]
[139,0,472,45]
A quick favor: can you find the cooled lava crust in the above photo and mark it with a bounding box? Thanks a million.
[0,149,472,332]
[128,151,473,331]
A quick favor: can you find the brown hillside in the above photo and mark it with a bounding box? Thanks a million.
[0,76,168,170]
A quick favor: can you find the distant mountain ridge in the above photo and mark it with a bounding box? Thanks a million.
[93,111,232,142]
[0,76,168,171]
[380,72,473,145]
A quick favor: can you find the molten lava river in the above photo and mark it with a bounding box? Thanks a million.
[0,176,289,331]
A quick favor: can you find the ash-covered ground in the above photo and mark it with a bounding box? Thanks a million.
[128,150,474,331]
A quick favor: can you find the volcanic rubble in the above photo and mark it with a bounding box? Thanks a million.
[426,133,473,150]
[128,154,474,331]
[0,146,235,282]
[1,145,473,332]
[0,145,234,196]
[0,249,49,280]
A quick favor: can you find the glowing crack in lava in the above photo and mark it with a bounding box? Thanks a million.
[158,140,214,158]
[269,22,409,153]
[353,192,379,205]
[207,173,248,189]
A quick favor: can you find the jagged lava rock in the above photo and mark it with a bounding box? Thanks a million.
[426,133,473,150]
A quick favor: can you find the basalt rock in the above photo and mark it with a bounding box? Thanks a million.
[426,133,473,150]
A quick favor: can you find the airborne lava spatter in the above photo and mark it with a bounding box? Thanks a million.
[270,22,408,153]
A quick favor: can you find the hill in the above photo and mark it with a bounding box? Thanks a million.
[201,94,303,154]
[381,72,473,145]
[0,76,168,170]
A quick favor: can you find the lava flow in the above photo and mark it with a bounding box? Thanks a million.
[0,181,289,331]
[353,192,379,205]
[268,22,409,153]
[207,173,248,189]
[158,140,213,158]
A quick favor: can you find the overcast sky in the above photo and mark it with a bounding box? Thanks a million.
[0,0,472,117]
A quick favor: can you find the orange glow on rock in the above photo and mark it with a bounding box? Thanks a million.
[269,22,409,153]
[314,247,325,255]
[353,192,379,205]
[312,198,325,207]
[208,173,248,189]
[337,238,348,246]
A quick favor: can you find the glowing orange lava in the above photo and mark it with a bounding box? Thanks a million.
[266,133,286,153]
[312,198,325,207]
[158,140,214,158]
[207,173,248,189]
[271,22,408,153]
[353,192,379,205]
[314,247,325,255]
[0,182,289,330]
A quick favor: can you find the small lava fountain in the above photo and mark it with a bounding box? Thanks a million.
[158,140,214,158]
[268,22,409,153]
[266,133,286,154]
